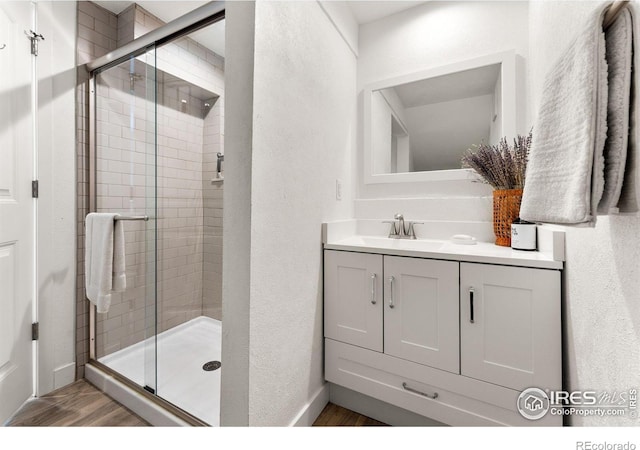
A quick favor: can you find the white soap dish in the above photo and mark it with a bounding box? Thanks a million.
[450,234,477,245]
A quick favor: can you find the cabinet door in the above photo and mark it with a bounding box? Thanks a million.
[324,250,383,352]
[460,263,561,391]
[384,256,459,373]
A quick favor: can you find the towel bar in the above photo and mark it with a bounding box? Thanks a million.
[604,0,630,30]
[114,215,149,221]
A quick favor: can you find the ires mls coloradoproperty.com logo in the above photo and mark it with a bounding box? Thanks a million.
[517,387,638,420]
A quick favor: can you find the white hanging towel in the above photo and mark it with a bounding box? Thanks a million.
[520,3,611,224]
[598,7,634,214]
[85,213,126,313]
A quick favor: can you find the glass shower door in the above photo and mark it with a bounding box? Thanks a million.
[90,13,225,424]
[93,46,158,395]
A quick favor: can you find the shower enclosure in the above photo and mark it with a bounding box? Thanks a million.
[86,4,225,426]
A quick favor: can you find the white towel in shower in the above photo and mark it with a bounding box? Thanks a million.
[520,3,611,224]
[85,213,126,313]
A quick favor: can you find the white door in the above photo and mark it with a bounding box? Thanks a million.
[324,250,383,352]
[460,263,561,391]
[0,2,35,424]
[384,256,459,373]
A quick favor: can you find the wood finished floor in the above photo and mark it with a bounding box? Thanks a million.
[5,378,385,427]
[312,403,387,426]
[5,379,149,427]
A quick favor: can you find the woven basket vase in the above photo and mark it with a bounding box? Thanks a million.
[492,189,523,247]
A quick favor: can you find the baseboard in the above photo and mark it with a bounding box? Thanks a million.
[53,362,76,390]
[329,383,446,427]
[85,364,191,427]
[3,396,35,427]
[289,383,330,426]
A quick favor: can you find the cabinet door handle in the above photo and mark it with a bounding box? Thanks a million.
[469,287,475,323]
[388,276,395,309]
[370,273,377,304]
[402,382,438,399]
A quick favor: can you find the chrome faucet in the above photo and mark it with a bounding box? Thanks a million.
[382,213,423,239]
[395,213,406,238]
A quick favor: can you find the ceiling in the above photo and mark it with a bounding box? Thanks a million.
[92,0,428,57]
[93,1,428,23]
[346,1,427,25]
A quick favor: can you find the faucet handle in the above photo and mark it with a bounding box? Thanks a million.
[382,220,398,237]
[394,213,404,220]
[406,222,424,240]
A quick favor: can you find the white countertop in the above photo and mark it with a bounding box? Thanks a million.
[322,221,565,270]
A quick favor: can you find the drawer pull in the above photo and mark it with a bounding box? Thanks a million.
[370,273,377,304]
[469,287,475,323]
[402,382,438,400]
[388,276,395,308]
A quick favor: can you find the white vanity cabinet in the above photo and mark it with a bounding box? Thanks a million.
[323,248,562,426]
[324,251,383,352]
[383,256,459,374]
[459,263,561,392]
[324,251,459,373]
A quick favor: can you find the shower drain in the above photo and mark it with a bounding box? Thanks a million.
[203,361,221,371]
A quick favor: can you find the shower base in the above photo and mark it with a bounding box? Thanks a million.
[98,316,221,426]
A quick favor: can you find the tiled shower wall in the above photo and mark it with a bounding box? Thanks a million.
[76,1,224,377]
[203,97,224,320]
[93,62,208,357]
[139,6,226,322]
[93,60,156,358]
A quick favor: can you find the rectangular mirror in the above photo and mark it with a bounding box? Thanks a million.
[363,50,517,184]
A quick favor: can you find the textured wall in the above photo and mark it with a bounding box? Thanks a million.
[528,0,640,426]
[247,0,356,425]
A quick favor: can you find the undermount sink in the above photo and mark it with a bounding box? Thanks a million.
[336,235,447,252]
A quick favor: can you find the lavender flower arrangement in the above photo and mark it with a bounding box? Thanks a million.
[461,130,532,190]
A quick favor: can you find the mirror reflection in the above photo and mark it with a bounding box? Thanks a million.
[370,61,506,174]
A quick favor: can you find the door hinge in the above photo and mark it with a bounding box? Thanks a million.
[32,322,39,341]
[32,180,38,198]
[25,30,45,56]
